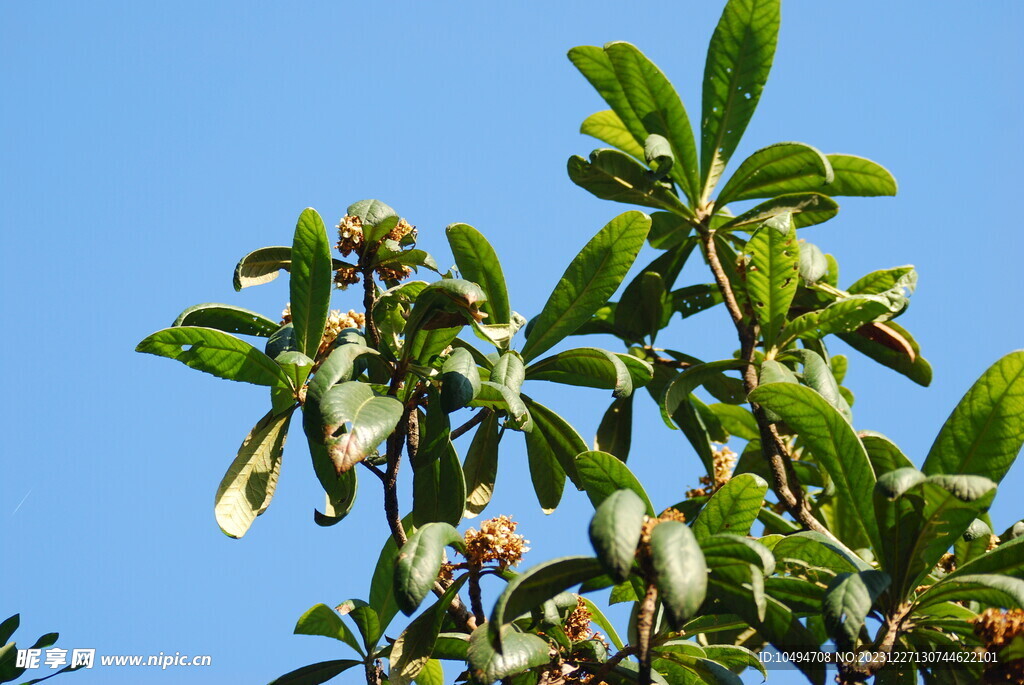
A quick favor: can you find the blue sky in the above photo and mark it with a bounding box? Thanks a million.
[2,2,1021,683]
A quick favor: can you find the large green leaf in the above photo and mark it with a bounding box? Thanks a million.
[915,574,1024,611]
[749,383,881,551]
[567,150,692,215]
[525,425,566,514]
[719,192,838,230]
[489,557,605,634]
[568,46,648,145]
[519,397,587,488]
[394,522,466,616]
[293,603,364,656]
[823,154,897,196]
[768,531,870,575]
[172,303,279,337]
[651,521,708,628]
[604,42,701,204]
[521,211,651,362]
[783,293,905,343]
[792,348,852,422]
[822,571,891,649]
[575,450,655,516]
[525,347,633,397]
[595,395,634,461]
[589,489,646,583]
[691,473,768,540]
[289,208,333,360]
[136,327,292,388]
[413,440,466,528]
[445,223,511,325]
[940,536,1024,582]
[700,0,781,197]
[267,659,362,685]
[744,213,799,349]
[307,343,378,403]
[581,110,646,160]
[347,199,399,243]
[440,348,481,413]
[320,382,404,473]
[921,350,1024,484]
[467,624,549,683]
[838,320,932,387]
[232,245,292,291]
[214,408,293,539]
[302,405,358,526]
[715,141,833,208]
[468,381,531,432]
[389,576,469,684]
[369,516,415,632]
[462,412,500,517]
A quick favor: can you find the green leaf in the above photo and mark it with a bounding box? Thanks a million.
[172,303,279,337]
[823,154,897,196]
[214,408,293,539]
[405,279,488,342]
[303,407,358,527]
[700,0,781,198]
[567,150,692,216]
[489,557,605,633]
[575,450,655,516]
[370,517,415,632]
[604,42,701,203]
[521,211,651,362]
[595,395,633,461]
[467,624,549,683]
[525,425,566,514]
[709,403,759,440]
[589,489,646,583]
[440,348,481,413]
[568,46,648,145]
[792,348,852,422]
[0,615,18,646]
[347,199,399,243]
[267,659,362,685]
[650,521,708,628]
[671,283,724,320]
[320,382,404,473]
[520,397,588,488]
[413,440,466,527]
[921,350,1024,484]
[784,293,906,343]
[860,431,914,474]
[770,531,871,575]
[293,603,364,656]
[580,110,646,160]
[445,223,511,325]
[799,241,828,284]
[916,574,1024,611]
[389,576,469,683]
[644,134,674,180]
[691,473,768,539]
[838,320,931,387]
[136,327,292,388]
[941,536,1024,582]
[289,208,333,360]
[394,522,465,616]
[745,213,799,348]
[715,142,833,208]
[749,382,880,551]
[490,351,526,395]
[233,245,291,291]
[822,571,891,649]
[335,599,381,653]
[847,265,917,296]
[526,347,633,397]
[307,343,378,403]
[462,412,500,517]
[719,192,838,230]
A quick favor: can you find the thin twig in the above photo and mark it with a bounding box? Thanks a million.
[360,460,386,483]
[450,408,492,440]
[587,646,638,685]
[361,267,381,348]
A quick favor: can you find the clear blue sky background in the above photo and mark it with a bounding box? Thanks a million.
[2,2,1021,684]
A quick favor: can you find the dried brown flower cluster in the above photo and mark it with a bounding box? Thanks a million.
[972,608,1024,682]
[333,214,418,289]
[334,266,360,289]
[563,597,593,642]
[388,217,416,242]
[686,445,737,498]
[463,515,529,567]
[937,552,956,575]
[988,535,1002,552]
[375,263,414,282]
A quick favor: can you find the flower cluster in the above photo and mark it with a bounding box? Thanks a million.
[332,214,418,289]
[685,445,737,498]
[463,515,529,567]
[335,215,364,257]
[563,597,593,642]
[972,608,1024,682]
[640,508,687,545]
[279,305,365,360]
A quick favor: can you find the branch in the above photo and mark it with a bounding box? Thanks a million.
[468,562,486,625]
[636,582,658,685]
[586,646,638,685]
[361,266,381,348]
[699,227,837,541]
[450,408,492,441]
